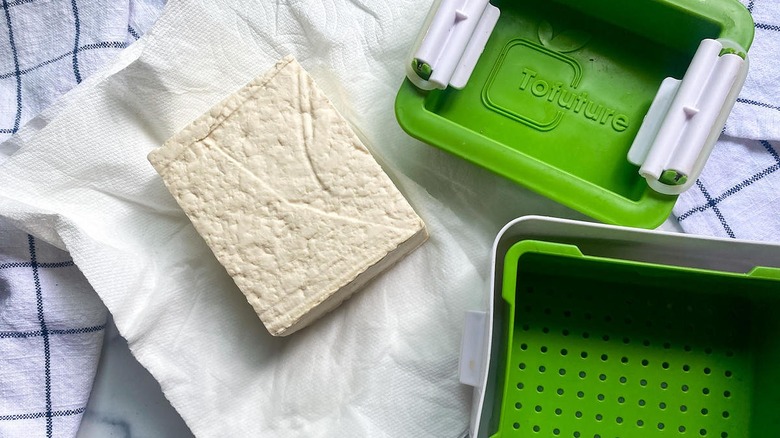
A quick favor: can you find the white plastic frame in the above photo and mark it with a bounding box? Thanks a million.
[459,216,780,438]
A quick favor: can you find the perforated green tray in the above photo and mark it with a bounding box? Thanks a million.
[493,240,780,437]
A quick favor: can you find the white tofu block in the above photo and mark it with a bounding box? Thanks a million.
[148,56,427,336]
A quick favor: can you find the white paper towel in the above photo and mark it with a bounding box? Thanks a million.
[0,0,586,436]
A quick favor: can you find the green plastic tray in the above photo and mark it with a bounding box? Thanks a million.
[493,240,780,437]
[395,0,754,228]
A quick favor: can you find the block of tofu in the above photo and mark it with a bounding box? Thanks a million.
[148,56,427,336]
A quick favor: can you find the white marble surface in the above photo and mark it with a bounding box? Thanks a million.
[76,317,193,438]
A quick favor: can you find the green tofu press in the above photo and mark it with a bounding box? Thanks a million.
[395,0,754,228]
[459,217,780,437]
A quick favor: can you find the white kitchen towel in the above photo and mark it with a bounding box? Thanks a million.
[0,221,106,438]
[0,0,165,144]
[674,0,780,242]
[0,1,164,437]
[0,1,775,438]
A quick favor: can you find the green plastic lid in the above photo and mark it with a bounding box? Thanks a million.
[395,0,754,228]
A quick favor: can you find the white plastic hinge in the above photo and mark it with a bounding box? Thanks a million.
[459,310,488,387]
[407,0,500,90]
[628,39,749,195]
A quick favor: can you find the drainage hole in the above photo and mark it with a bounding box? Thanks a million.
[597,394,605,401]
[723,411,730,418]
[553,428,560,436]
[581,351,588,359]
[658,422,665,430]
[599,374,607,381]
[703,387,710,395]
[724,390,731,398]
[535,405,542,412]
[562,329,570,336]
[519,363,526,370]
[616,417,623,424]
[700,428,707,436]
[662,362,670,369]
[705,348,713,355]
[638,399,646,407]
[680,405,688,412]
[575,411,583,418]
[642,339,650,347]
[557,388,564,396]
[537,385,544,393]
[601,354,608,361]
[623,337,630,344]
[725,370,733,378]
[595,414,603,421]
[582,332,590,339]
[577,391,585,398]
[513,422,520,430]
[617,396,625,404]
[579,371,586,379]
[561,348,568,356]
[660,382,668,389]
[701,408,709,415]
[515,402,522,409]
[522,324,530,331]
[554,408,562,415]
[517,382,524,389]
[541,346,548,353]
[559,368,566,376]
[520,343,528,350]
[682,385,689,392]
[619,376,627,384]
[637,420,644,427]
[721,433,728,438]
[533,425,540,432]
[602,334,610,341]
[621,356,629,364]
[573,432,581,438]
[704,367,712,375]
[683,364,691,372]
[539,365,546,373]
[679,426,687,433]
[640,379,648,387]
[659,402,667,410]
[542,327,550,333]
[663,342,671,349]
[564,310,572,317]
[642,359,649,366]
[684,345,692,351]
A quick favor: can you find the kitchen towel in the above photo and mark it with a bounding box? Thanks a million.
[0,224,106,438]
[674,0,780,242]
[0,1,776,438]
[0,1,164,437]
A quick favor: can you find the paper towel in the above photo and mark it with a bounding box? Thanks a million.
[0,0,586,436]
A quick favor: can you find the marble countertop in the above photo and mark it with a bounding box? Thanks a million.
[76,317,193,438]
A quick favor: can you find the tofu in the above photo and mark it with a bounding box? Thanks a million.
[148,56,427,336]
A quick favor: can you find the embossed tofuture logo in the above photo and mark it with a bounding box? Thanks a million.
[518,67,629,132]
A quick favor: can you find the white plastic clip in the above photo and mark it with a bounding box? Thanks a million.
[628,39,749,195]
[458,310,488,387]
[406,0,500,90]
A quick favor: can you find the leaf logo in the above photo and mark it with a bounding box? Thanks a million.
[538,20,591,53]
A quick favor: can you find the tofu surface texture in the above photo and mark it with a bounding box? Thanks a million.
[148,56,427,336]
